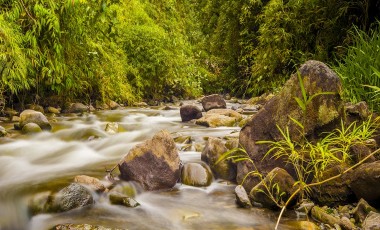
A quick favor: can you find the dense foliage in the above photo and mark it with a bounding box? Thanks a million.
[0,0,379,107]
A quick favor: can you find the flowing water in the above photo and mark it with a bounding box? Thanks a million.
[0,103,307,230]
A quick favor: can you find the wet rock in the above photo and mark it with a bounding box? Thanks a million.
[66,103,88,113]
[234,185,252,208]
[108,192,139,208]
[105,122,119,135]
[201,137,236,181]
[247,93,275,106]
[239,60,344,189]
[0,126,7,137]
[118,130,180,190]
[296,200,315,215]
[201,94,226,111]
[349,161,380,207]
[46,106,60,114]
[108,100,121,110]
[181,162,213,187]
[180,105,202,122]
[311,165,355,206]
[74,175,106,192]
[363,211,380,230]
[286,221,320,230]
[54,224,123,230]
[19,109,51,131]
[353,199,377,224]
[109,182,138,198]
[206,109,242,120]
[50,183,94,212]
[174,135,192,144]
[196,114,236,127]
[249,167,298,209]
[28,191,53,215]
[22,122,42,134]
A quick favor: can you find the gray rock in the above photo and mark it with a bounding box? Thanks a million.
[19,109,51,131]
[108,192,139,208]
[363,211,380,230]
[249,167,298,209]
[201,94,226,111]
[239,60,344,191]
[22,123,42,134]
[180,105,202,122]
[118,130,180,190]
[51,183,94,212]
[201,137,236,181]
[181,162,213,187]
[234,185,252,208]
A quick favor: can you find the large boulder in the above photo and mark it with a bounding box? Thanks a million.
[50,183,94,212]
[19,109,52,131]
[349,161,380,207]
[201,137,236,181]
[118,130,180,190]
[180,105,202,122]
[249,167,298,209]
[201,94,226,111]
[239,60,344,190]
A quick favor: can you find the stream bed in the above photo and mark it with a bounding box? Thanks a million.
[0,104,309,230]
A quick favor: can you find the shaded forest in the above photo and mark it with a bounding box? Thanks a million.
[1,0,380,110]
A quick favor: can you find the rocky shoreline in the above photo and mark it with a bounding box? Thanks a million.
[1,60,380,230]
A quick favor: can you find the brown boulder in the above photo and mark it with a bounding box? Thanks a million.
[118,130,180,190]
[180,105,202,122]
[349,161,380,207]
[239,60,344,190]
[201,94,226,111]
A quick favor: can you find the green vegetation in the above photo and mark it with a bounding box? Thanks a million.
[334,23,380,112]
[0,0,379,108]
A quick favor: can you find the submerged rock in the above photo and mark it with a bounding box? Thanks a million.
[50,183,94,212]
[239,60,344,190]
[249,167,297,209]
[22,122,42,134]
[0,126,7,137]
[105,122,119,135]
[180,105,202,122]
[118,130,180,190]
[19,109,51,131]
[181,162,213,187]
[201,94,226,111]
[108,192,139,208]
[201,137,236,181]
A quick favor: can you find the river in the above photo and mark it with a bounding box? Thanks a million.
[0,103,308,230]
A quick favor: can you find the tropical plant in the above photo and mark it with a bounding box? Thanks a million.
[334,23,380,112]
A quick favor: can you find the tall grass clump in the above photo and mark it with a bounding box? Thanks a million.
[334,22,380,112]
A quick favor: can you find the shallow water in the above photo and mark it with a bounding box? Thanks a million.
[0,104,306,230]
